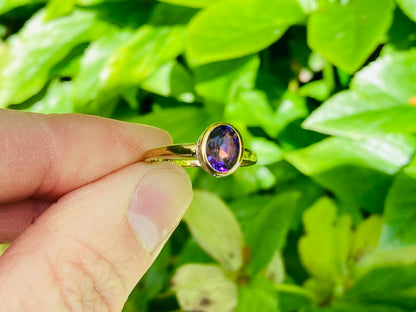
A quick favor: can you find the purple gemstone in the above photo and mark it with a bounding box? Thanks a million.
[206,125,240,173]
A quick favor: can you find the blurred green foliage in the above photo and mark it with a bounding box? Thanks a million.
[1,0,416,311]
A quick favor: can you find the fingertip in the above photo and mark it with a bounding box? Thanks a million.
[127,162,193,254]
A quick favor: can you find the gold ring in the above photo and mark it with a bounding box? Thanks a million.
[143,123,257,178]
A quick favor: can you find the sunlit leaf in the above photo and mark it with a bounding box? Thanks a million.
[183,190,244,272]
[276,284,314,311]
[175,238,214,268]
[351,215,383,260]
[0,0,45,14]
[96,24,185,112]
[141,60,195,103]
[307,0,394,72]
[299,79,331,101]
[0,244,10,256]
[237,276,278,312]
[286,135,415,212]
[299,197,353,282]
[193,55,260,105]
[248,137,282,166]
[245,191,300,274]
[395,0,416,22]
[124,107,212,143]
[72,29,133,115]
[172,264,238,312]
[264,251,285,284]
[24,80,73,113]
[303,50,416,138]
[225,90,276,137]
[346,247,416,310]
[0,9,100,107]
[157,0,222,8]
[380,157,416,248]
[186,0,304,66]
[45,0,74,19]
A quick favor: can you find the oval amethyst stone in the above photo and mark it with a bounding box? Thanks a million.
[206,125,240,173]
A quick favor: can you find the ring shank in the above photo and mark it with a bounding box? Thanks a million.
[143,143,256,168]
[241,148,257,167]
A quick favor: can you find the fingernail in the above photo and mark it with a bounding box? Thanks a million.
[127,167,192,253]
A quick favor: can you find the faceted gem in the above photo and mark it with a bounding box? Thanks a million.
[206,125,240,173]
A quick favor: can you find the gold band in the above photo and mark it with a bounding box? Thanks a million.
[143,123,257,178]
[143,143,257,168]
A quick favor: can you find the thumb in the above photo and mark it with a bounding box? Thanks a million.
[0,162,193,311]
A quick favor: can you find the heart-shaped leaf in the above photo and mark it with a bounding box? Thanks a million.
[186,0,304,66]
[172,264,237,312]
[183,190,244,272]
[307,0,394,73]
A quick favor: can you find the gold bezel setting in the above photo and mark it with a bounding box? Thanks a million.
[196,123,244,178]
[143,122,256,178]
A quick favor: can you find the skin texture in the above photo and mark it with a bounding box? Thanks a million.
[0,109,193,311]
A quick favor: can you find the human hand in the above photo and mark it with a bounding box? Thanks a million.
[0,110,193,311]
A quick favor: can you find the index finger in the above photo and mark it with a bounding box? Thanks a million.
[0,109,172,203]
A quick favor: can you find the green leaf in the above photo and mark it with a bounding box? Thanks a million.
[157,0,222,8]
[124,107,212,143]
[124,243,171,312]
[396,0,416,22]
[0,9,99,107]
[230,175,322,232]
[380,158,416,248]
[194,161,277,199]
[45,0,74,20]
[279,120,326,151]
[248,137,283,166]
[303,50,416,138]
[229,195,275,230]
[303,277,334,305]
[148,2,198,26]
[297,0,318,14]
[49,43,86,79]
[388,7,416,51]
[186,0,304,66]
[307,0,394,73]
[275,284,314,312]
[299,80,331,101]
[299,197,353,282]
[310,302,405,312]
[351,215,383,260]
[0,244,10,256]
[225,89,308,138]
[89,0,153,29]
[0,42,9,74]
[193,55,260,105]
[225,90,276,137]
[264,251,285,285]
[0,0,45,14]
[24,80,73,113]
[237,276,279,312]
[183,190,244,272]
[72,29,133,115]
[273,91,309,136]
[141,60,195,103]
[245,191,300,274]
[172,264,238,312]
[98,24,185,105]
[286,135,414,212]
[345,248,416,310]
[175,238,214,268]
